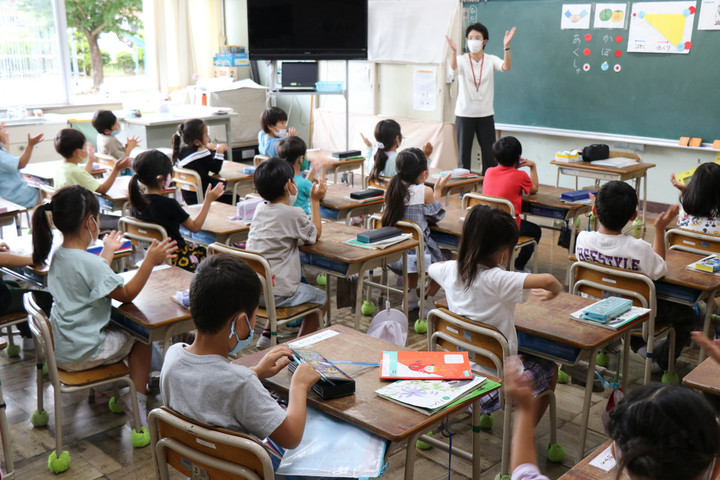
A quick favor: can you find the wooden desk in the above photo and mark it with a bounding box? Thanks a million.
[97,175,131,213]
[427,167,483,204]
[21,160,107,188]
[299,222,419,329]
[122,110,236,161]
[234,325,501,480]
[551,159,655,229]
[307,149,365,186]
[215,160,254,203]
[683,356,720,396]
[319,183,384,224]
[0,197,28,235]
[111,265,193,351]
[657,250,720,361]
[559,440,616,480]
[179,202,249,245]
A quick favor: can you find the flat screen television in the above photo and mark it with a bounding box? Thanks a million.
[247,0,368,60]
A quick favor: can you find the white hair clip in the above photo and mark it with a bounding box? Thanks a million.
[372,141,385,149]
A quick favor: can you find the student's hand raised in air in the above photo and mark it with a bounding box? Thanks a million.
[102,230,126,253]
[287,126,298,137]
[310,178,327,201]
[205,182,225,203]
[252,345,293,380]
[504,27,517,48]
[145,238,178,265]
[670,173,686,192]
[125,135,140,151]
[113,156,132,172]
[445,35,458,53]
[360,132,372,147]
[691,331,720,365]
[422,142,434,158]
[27,133,44,146]
[654,203,680,230]
[290,362,321,391]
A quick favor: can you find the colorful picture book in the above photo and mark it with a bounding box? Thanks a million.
[375,375,495,415]
[288,349,355,399]
[570,304,650,330]
[380,351,473,380]
[687,254,720,275]
[87,239,132,255]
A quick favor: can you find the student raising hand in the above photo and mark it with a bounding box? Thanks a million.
[360,132,372,147]
[205,181,225,202]
[146,237,178,265]
[691,331,720,364]
[100,230,126,264]
[310,178,327,200]
[422,142,434,158]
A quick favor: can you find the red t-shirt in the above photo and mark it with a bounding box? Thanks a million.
[482,166,533,227]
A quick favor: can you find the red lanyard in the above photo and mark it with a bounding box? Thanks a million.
[469,54,484,92]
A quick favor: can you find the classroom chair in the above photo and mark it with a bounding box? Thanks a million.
[0,311,33,358]
[118,216,170,267]
[0,338,15,480]
[424,307,563,477]
[363,175,390,190]
[367,214,425,328]
[253,154,270,167]
[23,292,149,474]
[665,228,720,255]
[148,406,275,480]
[94,153,117,169]
[569,260,677,384]
[38,184,56,204]
[172,166,204,205]
[207,243,323,348]
[462,193,538,273]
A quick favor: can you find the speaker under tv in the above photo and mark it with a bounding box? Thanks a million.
[247,0,368,60]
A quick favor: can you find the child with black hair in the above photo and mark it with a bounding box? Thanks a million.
[246,158,327,349]
[482,135,541,271]
[277,135,324,216]
[32,185,176,431]
[54,128,131,194]
[161,254,320,449]
[429,205,562,427]
[171,118,229,205]
[129,150,225,272]
[360,119,434,183]
[671,162,720,235]
[575,181,690,371]
[258,107,297,157]
[91,109,139,160]
[0,122,43,208]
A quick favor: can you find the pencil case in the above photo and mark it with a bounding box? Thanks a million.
[581,297,632,324]
[349,188,384,200]
[560,189,595,201]
[331,149,362,159]
[288,349,355,400]
[356,226,402,244]
[171,289,190,308]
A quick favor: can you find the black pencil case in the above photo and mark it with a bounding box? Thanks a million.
[349,188,384,200]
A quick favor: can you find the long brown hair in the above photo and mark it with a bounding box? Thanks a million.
[381,148,427,227]
[369,119,401,182]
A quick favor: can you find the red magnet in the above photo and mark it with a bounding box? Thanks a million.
[615,35,623,43]
[614,50,622,58]
[584,33,592,42]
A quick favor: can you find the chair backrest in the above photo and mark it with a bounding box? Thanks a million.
[253,154,270,167]
[172,167,204,204]
[365,176,390,190]
[94,153,117,169]
[119,216,168,246]
[149,407,274,480]
[462,193,516,216]
[23,292,61,386]
[427,308,509,375]
[665,228,720,255]
[207,243,275,310]
[39,184,56,204]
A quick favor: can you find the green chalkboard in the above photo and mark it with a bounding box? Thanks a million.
[462,0,719,142]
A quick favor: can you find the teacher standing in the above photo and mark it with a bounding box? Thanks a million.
[447,23,516,173]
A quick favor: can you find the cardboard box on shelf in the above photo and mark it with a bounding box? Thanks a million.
[212,66,250,80]
[213,52,249,67]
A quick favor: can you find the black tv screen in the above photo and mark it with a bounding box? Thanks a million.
[247,0,368,60]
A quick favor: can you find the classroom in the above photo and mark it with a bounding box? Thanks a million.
[1,0,719,479]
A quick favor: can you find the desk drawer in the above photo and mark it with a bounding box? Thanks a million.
[518,331,581,363]
[526,204,567,220]
[654,281,701,305]
[319,206,340,220]
[430,231,459,248]
[299,251,349,275]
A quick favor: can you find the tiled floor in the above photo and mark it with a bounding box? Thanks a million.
[0,204,705,479]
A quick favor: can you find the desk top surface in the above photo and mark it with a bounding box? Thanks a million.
[551,160,655,174]
[0,197,27,215]
[122,110,236,127]
[234,325,500,441]
[22,160,106,180]
[320,184,384,211]
[300,221,418,263]
[112,265,192,328]
[184,202,249,235]
[217,161,253,182]
[661,250,720,291]
[306,149,365,167]
[426,167,483,188]
[523,186,594,212]
[101,176,131,201]
[683,357,720,395]
[559,440,615,480]
[431,207,465,236]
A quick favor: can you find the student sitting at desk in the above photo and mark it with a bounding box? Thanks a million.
[247,158,327,349]
[429,205,562,428]
[258,107,296,157]
[361,119,434,184]
[277,135,321,216]
[482,136,540,272]
[91,109,139,161]
[129,150,225,272]
[671,162,720,235]
[574,181,692,371]
[0,122,43,208]
[161,254,321,470]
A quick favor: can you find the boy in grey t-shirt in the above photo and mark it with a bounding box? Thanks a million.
[161,254,320,449]
[246,157,328,348]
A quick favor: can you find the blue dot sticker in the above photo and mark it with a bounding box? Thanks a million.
[638,11,645,19]
[601,62,609,71]
[683,8,691,17]
[677,43,685,51]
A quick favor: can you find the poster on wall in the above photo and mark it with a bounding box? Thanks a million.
[697,0,720,29]
[593,3,629,28]
[627,1,696,53]
[413,66,437,111]
[561,3,593,29]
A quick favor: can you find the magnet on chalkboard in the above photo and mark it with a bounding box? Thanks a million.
[678,137,690,146]
[689,138,702,147]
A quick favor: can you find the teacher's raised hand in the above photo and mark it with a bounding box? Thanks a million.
[504,27,517,48]
[445,35,458,54]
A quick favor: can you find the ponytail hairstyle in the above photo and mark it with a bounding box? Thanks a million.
[608,383,720,480]
[680,162,720,218]
[129,150,174,214]
[381,148,427,227]
[457,204,518,289]
[369,119,402,182]
[32,185,99,265]
[171,118,206,163]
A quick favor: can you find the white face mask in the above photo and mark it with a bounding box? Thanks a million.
[467,39,484,54]
[274,127,288,139]
[287,181,298,205]
[87,216,99,246]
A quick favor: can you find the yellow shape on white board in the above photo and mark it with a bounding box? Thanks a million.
[643,13,687,46]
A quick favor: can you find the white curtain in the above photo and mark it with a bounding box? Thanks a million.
[144,0,225,94]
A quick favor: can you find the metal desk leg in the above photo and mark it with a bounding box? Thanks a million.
[578,347,598,463]
[471,398,482,480]
[621,332,631,390]
[699,295,719,361]
[0,377,15,480]
[224,119,233,162]
[404,431,421,480]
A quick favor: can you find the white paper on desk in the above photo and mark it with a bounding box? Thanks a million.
[589,445,617,471]
[288,329,340,348]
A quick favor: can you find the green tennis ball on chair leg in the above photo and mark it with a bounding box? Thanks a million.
[479,413,494,430]
[131,427,150,448]
[42,363,48,376]
[6,343,20,357]
[47,450,70,473]
[494,474,511,480]
[662,371,680,384]
[30,409,49,427]
[547,443,566,463]
[316,274,327,286]
[361,300,375,316]
[108,396,124,414]
[596,350,610,367]
[557,367,569,384]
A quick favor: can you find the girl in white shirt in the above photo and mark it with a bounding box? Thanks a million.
[428,204,562,427]
[671,162,720,235]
